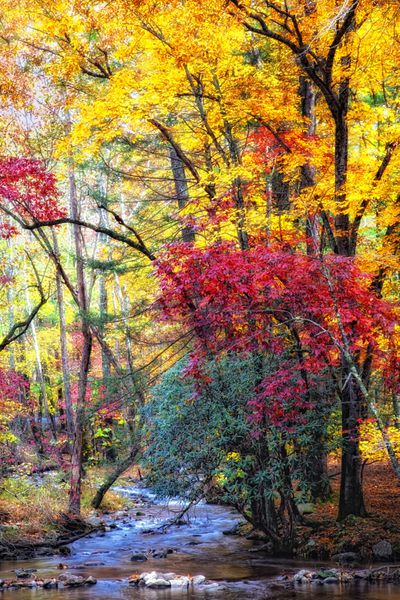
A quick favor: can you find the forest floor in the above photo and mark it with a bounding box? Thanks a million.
[0,467,131,559]
[297,461,400,560]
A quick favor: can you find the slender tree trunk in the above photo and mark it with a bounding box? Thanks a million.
[24,266,57,442]
[52,230,74,439]
[91,446,139,509]
[6,238,16,371]
[393,393,400,430]
[68,159,93,516]
[98,206,111,381]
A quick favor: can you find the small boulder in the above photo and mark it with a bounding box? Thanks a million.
[294,570,312,583]
[85,576,97,585]
[147,578,171,588]
[131,553,148,562]
[222,524,240,536]
[59,574,85,587]
[297,502,315,515]
[152,550,167,559]
[15,569,36,579]
[43,579,58,589]
[192,575,206,585]
[373,540,393,561]
[170,576,189,588]
[354,569,372,580]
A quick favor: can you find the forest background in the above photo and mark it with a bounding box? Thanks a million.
[0,0,399,558]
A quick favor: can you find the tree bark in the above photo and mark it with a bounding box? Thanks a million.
[68,159,93,516]
[169,146,195,244]
[91,446,139,509]
[52,230,74,439]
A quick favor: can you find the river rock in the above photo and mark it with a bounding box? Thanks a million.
[15,569,37,579]
[14,580,37,588]
[315,569,338,580]
[152,550,168,559]
[354,569,372,579]
[131,571,210,589]
[59,574,85,587]
[147,578,171,588]
[170,576,190,588]
[58,574,96,587]
[222,524,240,536]
[293,570,313,583]
[43,579,58,589]
[201,583,220,590]
[332,551,360,564]
[131,553,148,561]
[87,516,104,527]
[323,577,339,584]
[373,540,393,560]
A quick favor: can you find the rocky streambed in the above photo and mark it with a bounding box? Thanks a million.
[0,485,400,599]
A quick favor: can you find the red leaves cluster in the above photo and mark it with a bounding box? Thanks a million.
[249,128,320,171]
[0,369,29,419]
[0,223,18,239]
[157,241,398,427]
[0,157,65,226]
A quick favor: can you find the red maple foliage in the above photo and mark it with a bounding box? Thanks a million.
[157,240,398,427]
[0,157,64,226]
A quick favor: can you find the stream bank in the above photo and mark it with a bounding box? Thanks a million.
[0,483,400,598]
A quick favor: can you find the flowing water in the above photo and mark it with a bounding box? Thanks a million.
[1,484,400,599]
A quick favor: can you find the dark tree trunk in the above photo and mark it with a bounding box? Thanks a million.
[338,371,367,519]
[271,169,290,213]
[307,449,331,502]
[334,112,351,256]
[169,146,195,244]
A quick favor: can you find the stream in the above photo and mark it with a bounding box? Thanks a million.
[1,484,400,599]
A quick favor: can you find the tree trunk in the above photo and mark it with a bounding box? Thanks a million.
[24,265,57,442]
[68,159,93,516]
[52,230,74,439]
[334,112,351,256]
[169,146,195,244]
[393,393,400,430]
[98,206,111,381]
[91,446,139,509]
[338,372,367,519]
